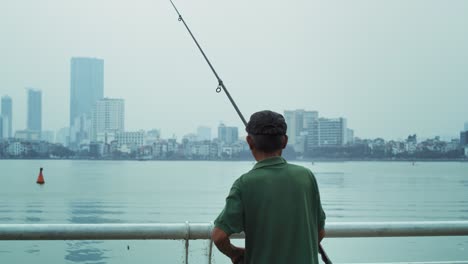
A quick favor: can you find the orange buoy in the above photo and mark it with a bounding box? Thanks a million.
[36,168,45,184]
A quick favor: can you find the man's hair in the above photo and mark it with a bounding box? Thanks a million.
[250,134,285,153]
[246,110,287,153]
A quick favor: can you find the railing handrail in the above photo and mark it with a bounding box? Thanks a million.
[1,221,468,240]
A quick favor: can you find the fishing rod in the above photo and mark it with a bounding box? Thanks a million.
[169,1,332,263]
[169,0,247,127]
[319,244,332,264]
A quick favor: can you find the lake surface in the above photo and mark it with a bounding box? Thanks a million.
[0,160,467,263]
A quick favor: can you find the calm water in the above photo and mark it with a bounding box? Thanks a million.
[0,160,467,263]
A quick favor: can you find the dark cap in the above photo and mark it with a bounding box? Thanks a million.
[246,110,287,135]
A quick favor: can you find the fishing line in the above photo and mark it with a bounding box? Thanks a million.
[169,0,247,126]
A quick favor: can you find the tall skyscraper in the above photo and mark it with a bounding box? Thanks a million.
[27,89,42,132]
[1,95,12,138]
[70,57,104,146]
[218,123,239,144]
[91,98,125,141]
[70,57,104,125]
[464,122,468,132]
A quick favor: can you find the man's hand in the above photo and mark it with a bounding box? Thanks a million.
[319,229,325,242]
[230,246,245,263]
[212,227,245,263]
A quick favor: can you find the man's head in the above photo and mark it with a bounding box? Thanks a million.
[246,110,288,155]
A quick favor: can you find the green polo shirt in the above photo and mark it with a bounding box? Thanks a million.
[215,156,326,264]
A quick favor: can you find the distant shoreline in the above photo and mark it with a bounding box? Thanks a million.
[1,157,467,162]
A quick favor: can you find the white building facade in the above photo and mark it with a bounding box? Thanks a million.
[91,98,125,141]
[306,117,347,151]
[284,110,318,152]
[116,131,145,149]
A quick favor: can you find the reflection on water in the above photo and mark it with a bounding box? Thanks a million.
[25,217,41,222]
[65,201,123,263]
[315,172,345,188]
[68,201,125,224]
[65,241,109,264]
[25,245,40,254]
[25,202,43,222]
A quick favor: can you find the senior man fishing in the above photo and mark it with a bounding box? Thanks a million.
[169,1,329,263]
[212,110,327,264]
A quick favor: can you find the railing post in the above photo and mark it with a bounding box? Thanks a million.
[185,221,190,264]
[208,221,214,264]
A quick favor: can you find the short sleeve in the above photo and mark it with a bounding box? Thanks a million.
[310,171,326,230]
[317,194,326,230]
[214,178,244,235]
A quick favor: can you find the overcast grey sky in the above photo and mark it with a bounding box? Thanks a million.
[1,0,467,140]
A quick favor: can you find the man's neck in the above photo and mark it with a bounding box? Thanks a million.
[253,151,282,162]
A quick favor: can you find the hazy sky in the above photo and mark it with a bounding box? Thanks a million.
[1,0,467,140]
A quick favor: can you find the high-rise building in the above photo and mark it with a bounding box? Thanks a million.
[284,109,318,153]
[70,57,104,125]
[318,118,347,146]
[70,57,104,145]
[284,110,300,145]
[69,115,92,146]
[197,126,211,141]
[27,89,42,132]
[284,110,318,145]
[91,98,124,141]
[307,117,347,150]
[464,122,468,132]
[218,123,239,144]
[461,131,468,147]
[347,128,355,144]
[1,95,12,138]
[1,115,8,139]
[303,111,319,129]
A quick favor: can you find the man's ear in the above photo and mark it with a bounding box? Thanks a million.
[282,135,288,149]
[246,135,255,150]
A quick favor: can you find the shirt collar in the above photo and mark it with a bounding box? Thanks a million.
[252,156,287,170]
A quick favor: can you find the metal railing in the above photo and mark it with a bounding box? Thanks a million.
[1,221,468,263]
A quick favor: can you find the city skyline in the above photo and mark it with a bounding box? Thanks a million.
[1,121,466,160]
[1,86,467,142]
[2,0,468,139]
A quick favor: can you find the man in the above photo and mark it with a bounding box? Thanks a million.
[212,110,326,264]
